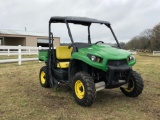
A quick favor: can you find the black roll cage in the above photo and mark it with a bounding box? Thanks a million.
[48,16,121,50]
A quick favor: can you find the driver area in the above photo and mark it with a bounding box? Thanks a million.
[56,46,73,68]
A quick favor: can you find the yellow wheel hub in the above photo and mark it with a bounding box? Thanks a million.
[124,78,134,92]
[75,80,85,99]
[40,71,46,84]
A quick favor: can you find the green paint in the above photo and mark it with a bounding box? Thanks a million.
[38,44,136,72]
[38,50,48,62]
[71,44,136,71]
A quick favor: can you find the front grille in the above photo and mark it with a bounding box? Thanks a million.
[107,60,127,66]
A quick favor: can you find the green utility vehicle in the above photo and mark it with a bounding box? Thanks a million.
[38,16,144,106]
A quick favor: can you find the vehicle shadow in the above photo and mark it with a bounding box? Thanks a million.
[93,89,140,106]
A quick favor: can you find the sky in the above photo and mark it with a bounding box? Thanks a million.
[0,0,160,43]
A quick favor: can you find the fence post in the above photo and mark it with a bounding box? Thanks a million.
[29,49,31,55]
[38,46,41,62]
[38,46,42,55]
[39,46,42,50]
[18,45,21,65]
[7,48,10,56]
[153,51,155,55]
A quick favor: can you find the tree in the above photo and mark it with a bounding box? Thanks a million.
[125,23,160,51]
[119,42,126,49]
[151,23,160,50]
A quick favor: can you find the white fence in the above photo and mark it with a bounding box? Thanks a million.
[0,45,48,65]
[153,51,160,56]
[131,51,137,55]
[127,50,137,55]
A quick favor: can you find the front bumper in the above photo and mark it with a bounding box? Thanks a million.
[105,65,132,88]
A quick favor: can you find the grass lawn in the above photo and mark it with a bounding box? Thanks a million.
[0,54,160,120]
[0,55,37,60]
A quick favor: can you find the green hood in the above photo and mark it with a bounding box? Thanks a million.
[81,44,131,60]
[71,44,135,72]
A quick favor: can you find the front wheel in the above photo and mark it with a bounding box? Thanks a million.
[72,72,96,106]
[120,71,144,97]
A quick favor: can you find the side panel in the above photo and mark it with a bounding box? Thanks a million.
[71,52,107,72]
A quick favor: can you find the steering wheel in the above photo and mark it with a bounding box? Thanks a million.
[68,43,74,49]
[95,41,104,44]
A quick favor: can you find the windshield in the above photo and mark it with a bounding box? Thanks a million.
[90,24,117,46]
[69,23,88,43]
[51,23,118,47]
[69,23,118,47]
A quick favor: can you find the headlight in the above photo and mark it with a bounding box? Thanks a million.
[128,55,135,61]
[91,55,96,61]
[88,54,102,63]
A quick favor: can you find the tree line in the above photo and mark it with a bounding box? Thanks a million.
[121,23,160,51]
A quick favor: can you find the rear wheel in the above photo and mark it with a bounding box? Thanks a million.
[72,72,96,106]
[120,71,144,97]
[39,66,50,88]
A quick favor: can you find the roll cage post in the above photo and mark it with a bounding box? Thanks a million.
[47,22,55,87]
[106,24,121,48]
[65,21,92,44]
[88,25,91,44]
[65,21,74,44]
